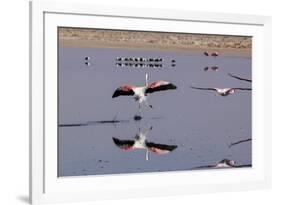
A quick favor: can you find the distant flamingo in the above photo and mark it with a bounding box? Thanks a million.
[203,51,210,56]
[203,66,219,71]
[203,51,219,57]
[112,127,177,161]
[112,73,177,117]
[211,66,219,71]
[211,51,219,57]
[190,86,251,96]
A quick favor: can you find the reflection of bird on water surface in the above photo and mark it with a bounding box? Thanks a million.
[211,66,219,71]
[112,73,177,119]
[193,159,251,169]
[215,159,236,168]
[84,56,91,66]
[112,127,177,161]
[190,86,251,97]
[203,66,219,72]
[203,51,219,57]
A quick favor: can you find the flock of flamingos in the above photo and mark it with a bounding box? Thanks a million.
[109,51,252,169]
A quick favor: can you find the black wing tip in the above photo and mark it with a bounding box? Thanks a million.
[169,145,178,151]
[112,89,118,98]
[112,87,134,97]
[112,88,122,98]
[112,137,120,144]
[235,164,252,168]
[112,92,118,98]
[170,83,177,89]
[190,86,198,89]
[234,88,252,90]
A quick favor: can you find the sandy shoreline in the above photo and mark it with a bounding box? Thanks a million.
[59,28,252,57]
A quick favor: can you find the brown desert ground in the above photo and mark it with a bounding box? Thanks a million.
[58,27,252,57]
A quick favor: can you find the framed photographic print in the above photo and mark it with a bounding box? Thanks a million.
[30,1,271,204]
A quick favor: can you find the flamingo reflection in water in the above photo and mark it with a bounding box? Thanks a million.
[112,127,177,161]
[193,159,251,169]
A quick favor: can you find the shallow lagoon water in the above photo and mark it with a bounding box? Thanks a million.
[58,47,252,177]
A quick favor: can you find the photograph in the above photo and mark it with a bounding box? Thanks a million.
[58,27,252,177]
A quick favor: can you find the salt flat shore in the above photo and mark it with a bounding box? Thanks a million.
[59,28,252,57]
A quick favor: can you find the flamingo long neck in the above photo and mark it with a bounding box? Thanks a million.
[145,73,148,87]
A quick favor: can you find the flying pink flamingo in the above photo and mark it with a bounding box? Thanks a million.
[112,127,177,161]
[190,86,251,96]
[112,73,177,117]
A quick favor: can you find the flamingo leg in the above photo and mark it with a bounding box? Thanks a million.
[138,103,142,116]
[145,149,149,161]
[143,126,153,136]
[134,102,143,121]
[213,56,218,66]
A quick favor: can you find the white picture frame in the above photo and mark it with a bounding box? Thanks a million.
[30,1,272,204]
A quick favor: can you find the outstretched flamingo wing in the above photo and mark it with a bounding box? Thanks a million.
[190,86,217,91]
[232,87,252,91]
[228,73,252,82]
[146,142,177,154]
[146,81,177,94]
[192,165,215,169]
[112,85,135,98]
[234,164,252,168]
[112,137,135,151]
